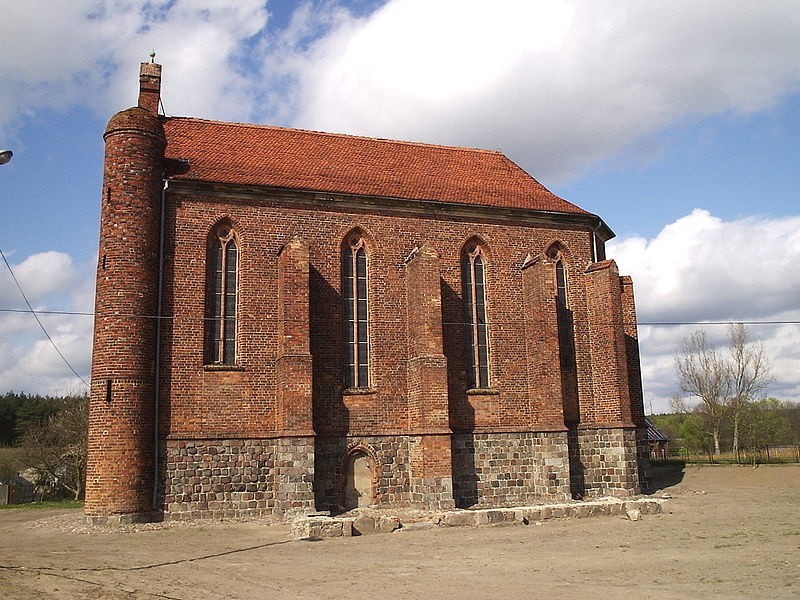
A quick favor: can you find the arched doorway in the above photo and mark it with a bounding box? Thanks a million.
[342,451,373,510]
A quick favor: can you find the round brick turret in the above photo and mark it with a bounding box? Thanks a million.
[85,95,166,521]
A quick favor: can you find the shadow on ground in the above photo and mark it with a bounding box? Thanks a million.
[645,462,685,493]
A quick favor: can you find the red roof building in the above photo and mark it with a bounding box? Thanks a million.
[85,62,647,523]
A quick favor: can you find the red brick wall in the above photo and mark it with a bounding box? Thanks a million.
[85,108,165,517]
[276,236,313,435]
[583,260,633,427]
[89,151,647,514]
[521,257,567,430]
[621,275,646,427]
[158,189,607,440]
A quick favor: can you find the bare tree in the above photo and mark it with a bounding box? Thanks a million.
[727,323,773,454]
[676,330,729,454]
[669,394,689,415]
[20,395,87,500]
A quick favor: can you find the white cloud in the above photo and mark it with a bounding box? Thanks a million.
[611,209,800,322]
[0,318,92,396]
[4,1,800,184]
[0,251,77,305]
[0,0,269,136]
[275,0,800,182]
[0,252,93,396]
[609,210,800,412]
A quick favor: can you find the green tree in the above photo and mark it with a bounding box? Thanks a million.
[0,392,62,445]
[781,400,800,443]
[19,395,88,500]
[678,409,711,454]
[0,448,21,484]
[651,409,709,455]
[742,398,793,450]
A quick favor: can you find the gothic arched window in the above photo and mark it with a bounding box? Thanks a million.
[206,224,238,365]
[343,233,370,388]
[555,257,575,372]
[462,242,490,388]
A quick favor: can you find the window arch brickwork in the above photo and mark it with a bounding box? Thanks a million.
[461,241,490,389]
[342,232,370,388]
[206,223,238,365]
[547,242,576,375]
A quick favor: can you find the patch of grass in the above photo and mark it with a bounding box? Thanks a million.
[0,499,83,510]
[669,449,800,465]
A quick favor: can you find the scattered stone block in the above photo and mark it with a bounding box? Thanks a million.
[442,511,476,527]
[352,514,376,535]
[400,521,436,532]
[625,507,641,522]
[291,517,353,539]
[485,510,505,524]
[377,515,401,533]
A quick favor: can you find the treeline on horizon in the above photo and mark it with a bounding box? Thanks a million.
[651,398,800,455]
[0,391,85,447]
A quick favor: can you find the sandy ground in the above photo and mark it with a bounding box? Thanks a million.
[1,464,798,600]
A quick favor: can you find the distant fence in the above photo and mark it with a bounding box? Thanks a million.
[652,445,800,465]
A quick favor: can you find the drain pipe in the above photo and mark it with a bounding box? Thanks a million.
[153,179,169,511]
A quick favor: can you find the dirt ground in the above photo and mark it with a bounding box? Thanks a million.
[1,464,798,600]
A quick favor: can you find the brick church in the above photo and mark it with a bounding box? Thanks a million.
[85,62,648,522]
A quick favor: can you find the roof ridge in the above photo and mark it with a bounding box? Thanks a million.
[160,116,601,225]
[162,116,503,156]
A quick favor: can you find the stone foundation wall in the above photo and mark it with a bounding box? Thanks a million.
[408,435,455,510]
[162,436,314,520]
[452,431,571,508]
[159,429,643,519]
[574,427,640,498]
[314,436,413,512]
[635,427,651,492]
[566,427,583,499]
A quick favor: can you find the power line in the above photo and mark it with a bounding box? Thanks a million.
[0,249,90,389]
[1,305,799,327]
[0,307,93,316]
[637,321,800,326]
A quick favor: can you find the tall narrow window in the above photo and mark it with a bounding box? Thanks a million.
[462,243,490,388]
[343,234,370,388]
[207,225,238,364]
[555,258,575,371]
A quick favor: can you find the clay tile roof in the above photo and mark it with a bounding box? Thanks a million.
[162,117,588,215]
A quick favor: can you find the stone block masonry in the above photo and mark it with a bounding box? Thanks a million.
[572,427,641,498]
[314,436,413,511]
[452,432,571,508]
[162,437,314,520]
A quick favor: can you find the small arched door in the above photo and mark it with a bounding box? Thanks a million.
[342,451,373,510]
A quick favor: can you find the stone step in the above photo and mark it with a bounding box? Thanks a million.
[290,498,665,539]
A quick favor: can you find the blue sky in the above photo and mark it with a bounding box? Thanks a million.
[1,0,799,411]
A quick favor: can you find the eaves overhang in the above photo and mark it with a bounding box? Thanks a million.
[164,178,616,240]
